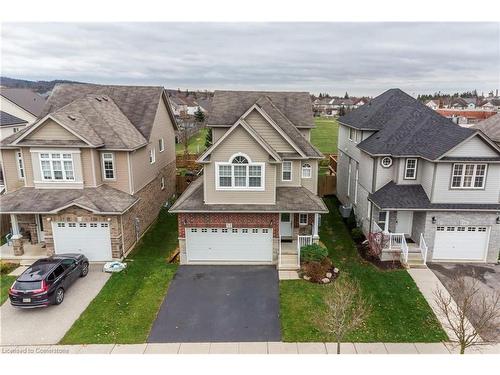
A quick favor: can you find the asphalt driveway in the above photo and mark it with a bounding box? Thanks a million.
[429,262,500,342]
[148,265,281,343]
[0,266,110,345]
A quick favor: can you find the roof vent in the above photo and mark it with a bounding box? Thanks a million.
[95,97,102,102]
[68,115,76,121]
[101,96,108,101]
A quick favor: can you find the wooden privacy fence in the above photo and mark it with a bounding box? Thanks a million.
[176,153,199,169]
[318,174,336,197]
[176,175,199,194]
[0,214,11,238]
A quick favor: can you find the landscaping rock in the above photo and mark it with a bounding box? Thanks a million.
[326,272,332,278]
[303,275,311,281]
[333,268,339,274]
[322,277,331,284]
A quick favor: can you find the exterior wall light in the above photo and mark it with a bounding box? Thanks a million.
[432,216,437,224]
[496,217,500,225]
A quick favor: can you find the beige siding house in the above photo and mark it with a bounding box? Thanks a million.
[0,84,177,261]
[337,89,500,266]
[170,90,327,270]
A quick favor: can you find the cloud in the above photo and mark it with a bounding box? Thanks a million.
[1,22,499,95]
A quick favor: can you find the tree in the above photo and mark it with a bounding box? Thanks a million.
[205,128,212,149]
[316,278,371,354]
[338,106,346,117]
[344,91,349,99]
[194,107,205,123]
[433,274,500,354]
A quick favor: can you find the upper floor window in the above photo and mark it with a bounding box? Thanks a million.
[451,163,487,189]
[101,153,115,180]
[282,161,292,181]
[216,153,264,190]
[16,150,25,179]
[149,148,156,164]
[381,156,392,168]
[348,128,361,142]
[40,153,74,181]
[159,138,165,152]
[404,158,418,180]
[301,163,312,179]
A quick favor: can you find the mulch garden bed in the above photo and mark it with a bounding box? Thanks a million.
[356,239,404,271]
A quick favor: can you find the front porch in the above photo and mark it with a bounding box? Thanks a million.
[278,212,320,270]
[1,213,48,261]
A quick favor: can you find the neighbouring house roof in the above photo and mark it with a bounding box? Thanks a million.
[473,113,500,143]
[0,88,46,117]
[0,185,138,214]
[369,181,500,211]
[208,90,315,128]
[0,111,28,127]
[436,109,497,121]
[339,88,478,160]
[38,83,175,139]
[169,178,328,213]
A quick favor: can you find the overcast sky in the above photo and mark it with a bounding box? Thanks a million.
[1,22,499,96]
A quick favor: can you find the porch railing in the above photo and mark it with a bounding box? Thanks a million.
[387,232,409,265]
[419,233,428,265]
[297,235,313,268]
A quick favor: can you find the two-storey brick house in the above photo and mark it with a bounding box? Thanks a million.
[0,84,177,261]
[337,89,500,266]
[169,91,328,269]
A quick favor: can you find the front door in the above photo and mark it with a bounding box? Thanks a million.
[280,213,292,238]
[36,214,45,242]
[395,211,413,236]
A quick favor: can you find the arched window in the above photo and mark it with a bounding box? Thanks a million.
[302,163,312,178]
[232,155,248,164]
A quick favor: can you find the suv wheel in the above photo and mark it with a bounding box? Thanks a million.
[54,288,64,305]
[80,262,89,277]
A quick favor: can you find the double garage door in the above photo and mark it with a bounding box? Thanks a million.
[185,227,273,263]
[52,222,113,261]
[433,225,490,261]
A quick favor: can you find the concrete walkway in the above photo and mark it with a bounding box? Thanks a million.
[2,342,499,354]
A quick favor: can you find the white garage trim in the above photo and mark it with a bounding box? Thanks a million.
[185,227,273,264]
[432,225,490,262]
[52,221,113,261]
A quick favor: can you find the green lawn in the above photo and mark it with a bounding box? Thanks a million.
[280,197,447,342]
[311,117,339,154]
[176,127,209,155]
[1,263,18,305]
[61,209,179,344]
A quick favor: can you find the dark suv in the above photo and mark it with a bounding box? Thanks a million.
[8,254,89,308]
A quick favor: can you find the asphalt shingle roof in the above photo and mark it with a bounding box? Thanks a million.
[369,181,500,211]
[0,111,27,127]
[208,90,315,128]
[0,88,46,117]
[169,178,328,213]
[473,113,500,143]
[339,88,476,160]
[0,185,138,214]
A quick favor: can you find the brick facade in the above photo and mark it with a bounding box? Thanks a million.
[178,212,280,238]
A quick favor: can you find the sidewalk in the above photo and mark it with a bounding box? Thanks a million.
[2,342,499,354]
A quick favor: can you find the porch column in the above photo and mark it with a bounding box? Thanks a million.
[10,214,24,256]
[313,213,320,242]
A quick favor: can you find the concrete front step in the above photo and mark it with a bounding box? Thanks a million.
[279,254,299,270]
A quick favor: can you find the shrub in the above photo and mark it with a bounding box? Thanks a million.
[351,227,365,243]
[0,262,17,276]
[300,244,328,262]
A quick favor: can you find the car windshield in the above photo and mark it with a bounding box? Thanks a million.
[13,281,42,291]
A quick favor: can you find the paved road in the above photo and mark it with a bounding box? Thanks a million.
[148,265,281,343]
[429,262,500,342]
[0,268,110,345]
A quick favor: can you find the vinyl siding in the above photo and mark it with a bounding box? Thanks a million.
[420,160,435,198]
[25,119,80,141]
[300,159,318,194]
[81,148,95,187]
[212,127,227,143]
[98,151,130,193]
[22,148,34,187]
[130,97,176,193]
[0,96,38,124]
[1,149,25,192]
[244,109,296,153]
[431,163,500,203]
[204,126,276,204]
[445,135,498,157]
[374,157,396,190]
[276,160,301,187]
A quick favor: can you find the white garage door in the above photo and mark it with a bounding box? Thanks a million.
[433,225,490,261]
[185,227,273,263]
[52,222,113,261]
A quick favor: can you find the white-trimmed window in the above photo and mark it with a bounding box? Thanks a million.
[381,156,393,168]
[159,138,165,152]
[282,161,292,181]
[160,176,165,190]
[378,211,389,232]
[348,127,356,141]
[404,158,418,180]
[301,163,312,179]
[299,213,308,225]
[216,153,264,190]
[149,148,156,164]
[451,163,487,189]
[40,152,75,181]
[16,150,25,179]
[101,152,115,180]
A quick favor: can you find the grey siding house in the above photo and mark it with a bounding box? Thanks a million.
[336,89,500,265]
